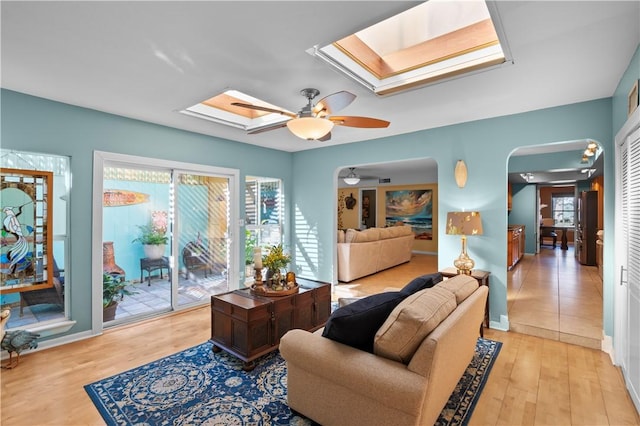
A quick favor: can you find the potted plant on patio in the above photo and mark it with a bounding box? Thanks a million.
[132,222,169,259]
[103,273,136,321]
[244,229,258,279]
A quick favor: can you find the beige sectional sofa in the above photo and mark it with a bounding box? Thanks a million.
[337,226,414,282]
[280,274,488,426]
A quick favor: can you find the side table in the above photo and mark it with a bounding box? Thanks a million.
[140,256,170,286]
[439,267,490,335]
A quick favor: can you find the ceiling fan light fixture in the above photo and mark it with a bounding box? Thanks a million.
[343,176,360,185]
[343,167,360,185]
[286,117,334,140]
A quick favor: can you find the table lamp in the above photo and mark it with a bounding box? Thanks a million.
[446,211,483,275]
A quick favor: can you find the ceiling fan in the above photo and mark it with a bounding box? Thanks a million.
[338,167,379,185]
[231,88,390,141]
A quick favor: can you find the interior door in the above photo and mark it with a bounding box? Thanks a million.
[616,123,640,413]
[360,188,376,229]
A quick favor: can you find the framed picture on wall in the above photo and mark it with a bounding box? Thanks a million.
[385,189,433,240]
[0,168,54,293]
[629,79,639,117]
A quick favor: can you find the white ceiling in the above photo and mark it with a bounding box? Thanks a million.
[3,1,639,157]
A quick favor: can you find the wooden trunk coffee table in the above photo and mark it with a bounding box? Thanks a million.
[210,278,331,370]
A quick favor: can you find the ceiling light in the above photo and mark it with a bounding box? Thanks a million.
[581,154,589,163]
[286,117,334,140]
[584,148,595,157]
[520,172,534,183]
[587,140,598,151]
[581,168,596,178]
[343,168,360,185]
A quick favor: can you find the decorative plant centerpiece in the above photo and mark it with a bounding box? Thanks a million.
[132,221,168,260]
[102,273,136,321]
[262,244,292,290]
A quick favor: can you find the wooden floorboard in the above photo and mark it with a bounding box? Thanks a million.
[1,256,638,425]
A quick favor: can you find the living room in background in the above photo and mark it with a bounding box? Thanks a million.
[96,152,236,328]
[0,149,71,331]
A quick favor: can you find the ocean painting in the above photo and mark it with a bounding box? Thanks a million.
[385,189,433,240]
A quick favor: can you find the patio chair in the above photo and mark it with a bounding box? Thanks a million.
[182,241,213,279]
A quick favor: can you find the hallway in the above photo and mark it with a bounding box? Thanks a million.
[508,247,603,349]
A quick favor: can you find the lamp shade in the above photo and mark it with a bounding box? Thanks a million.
[286,117,334,140]
[445,211,483,236]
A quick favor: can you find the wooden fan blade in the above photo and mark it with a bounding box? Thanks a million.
[247,121,289,135]
[313,91,356,116]
[317,131,332,142]
[329,116,390,128]
[231,102,297,118]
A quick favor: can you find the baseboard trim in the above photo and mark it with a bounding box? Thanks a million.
[1,328,97,360]
[490,315,509,331]
[602,333,614,362]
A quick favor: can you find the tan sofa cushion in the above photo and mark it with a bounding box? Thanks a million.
[338,229,345,243]
[437,274,478,304]
[374,286,456,363]
[345,228,358,243]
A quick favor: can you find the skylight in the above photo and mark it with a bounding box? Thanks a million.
[309,0,510,96]
[180,90,292,133]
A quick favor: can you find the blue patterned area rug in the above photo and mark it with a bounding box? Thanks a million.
[85,338,501,426]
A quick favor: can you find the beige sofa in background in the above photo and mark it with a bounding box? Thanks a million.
[337,226,414,282]
[280,274,488,426]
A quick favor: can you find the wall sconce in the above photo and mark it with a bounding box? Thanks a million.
[454,160,467,188]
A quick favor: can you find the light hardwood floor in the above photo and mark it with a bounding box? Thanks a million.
[1,255,638,425]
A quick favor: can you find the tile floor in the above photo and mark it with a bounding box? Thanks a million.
[508,246,603,349]
[5,270,230,328]
[335,249,602,349]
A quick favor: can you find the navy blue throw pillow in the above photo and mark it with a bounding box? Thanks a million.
[322,291,407,353]
[400,272,443,295]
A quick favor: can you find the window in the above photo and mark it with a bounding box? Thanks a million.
[310,0,510,96]
[552,194,575,226]
[245,177,283,248]
[1,149,71,331]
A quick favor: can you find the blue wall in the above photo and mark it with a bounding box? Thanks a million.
[1,88,293,336]
[1,43,638,340]
[508,183,537,254]
[292,98,613,331]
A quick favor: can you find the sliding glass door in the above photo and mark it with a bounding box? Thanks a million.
[175,171,230,306]
[95,152,237,328]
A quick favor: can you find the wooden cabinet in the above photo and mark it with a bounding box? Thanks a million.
[576,190,598,266]
[210,279,330,370]
[508,225,525,269]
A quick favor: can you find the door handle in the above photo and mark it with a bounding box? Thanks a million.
[620,265,628,287]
